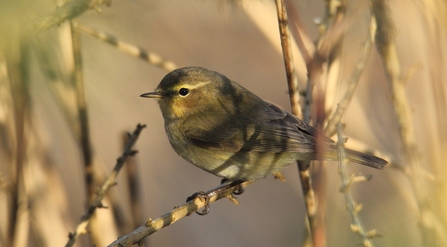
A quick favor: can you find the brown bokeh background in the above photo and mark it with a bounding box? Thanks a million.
[1,0,446,246]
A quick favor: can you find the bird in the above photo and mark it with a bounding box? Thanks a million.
[140,66,387,182]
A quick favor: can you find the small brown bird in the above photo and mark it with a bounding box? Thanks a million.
[141,66,387,182]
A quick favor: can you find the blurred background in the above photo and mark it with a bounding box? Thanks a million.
[1,0,446,246]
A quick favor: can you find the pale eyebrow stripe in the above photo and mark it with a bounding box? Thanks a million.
[183,81,211,90]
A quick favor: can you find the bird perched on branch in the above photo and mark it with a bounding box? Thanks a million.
[141,66,387,182]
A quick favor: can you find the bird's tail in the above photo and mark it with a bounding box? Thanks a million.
[325,145,388,169]
[344,148,387,169]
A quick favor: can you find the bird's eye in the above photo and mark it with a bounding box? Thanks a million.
[178,88,189,96]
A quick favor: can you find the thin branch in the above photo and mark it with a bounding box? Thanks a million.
[275,0,302,118]
[106,181,251,247]
[274,2,317,246]
[74,23,178,71]
[30,0,112,34]
[65,124,146,247]
[325,16,376,137]
[122,132,145,231]
[336,123,377,247]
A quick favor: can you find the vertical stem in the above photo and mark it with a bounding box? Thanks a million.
[70,20,94,200]
[6,39,31,247]
[122,132,144,228]
[336,123,375,247]
[275,0,302,118]
[371,0,436,245]
[274,1,318,246]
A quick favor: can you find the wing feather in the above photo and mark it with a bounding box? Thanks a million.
[184,101,332,154]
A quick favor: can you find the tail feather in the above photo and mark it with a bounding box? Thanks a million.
[323,145,388,169]
[344,148,387,169]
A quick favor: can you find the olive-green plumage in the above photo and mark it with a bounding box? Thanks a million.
[141,66,387,181]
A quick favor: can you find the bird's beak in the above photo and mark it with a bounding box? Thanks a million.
[140,91,163,98]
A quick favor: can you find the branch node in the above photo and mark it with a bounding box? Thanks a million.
[339,173,354,192]
[354,203,363,213]
[353,174,373,183]
[137,123,147,129]
[145,218,153,227]
[350,224,361,233]
[366,229,380,238]
[362,240,373,247]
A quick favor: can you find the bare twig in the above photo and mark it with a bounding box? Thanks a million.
[274,0,302,118]
[122,132,145,231]
[274,2,317,246]
[336,123,377,247]
[325,17,376,136]
[30,0,112,34]
[65,124,146,247]
[106,181,251,247]
[74,23,178,71]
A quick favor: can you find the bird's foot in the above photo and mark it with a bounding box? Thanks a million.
[186,180,246,216]
[186,191,212,215]
[220,179,245,195]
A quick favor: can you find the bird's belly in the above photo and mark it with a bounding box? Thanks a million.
[177,144,297,181]
[166,125,298,181]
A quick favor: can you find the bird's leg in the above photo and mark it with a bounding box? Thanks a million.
[186,180,246,215]
[221,179,245,195]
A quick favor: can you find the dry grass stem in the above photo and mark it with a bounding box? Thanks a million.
[371,0,445,245]
[64,124,146,247]
[74,23,178,71]
[324,16,376,136]
[5,40,31,247]
[70,20,96,202]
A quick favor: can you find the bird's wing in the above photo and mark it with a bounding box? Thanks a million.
[184,102,333,154]
[238,103,334,153]
[262,103,334,142]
